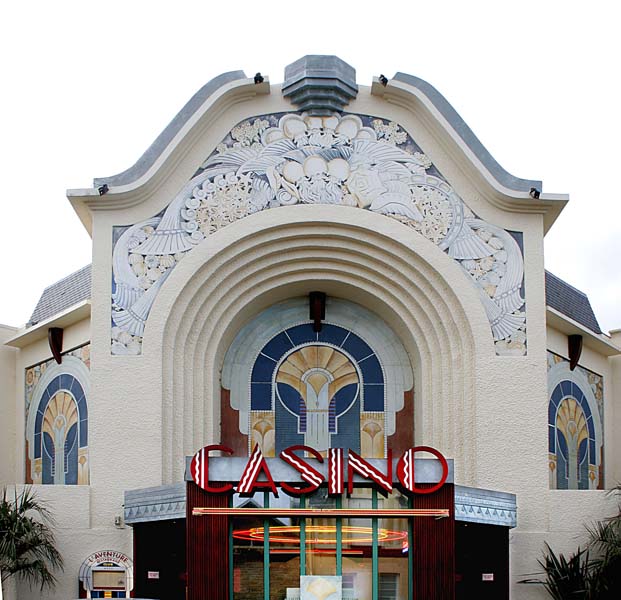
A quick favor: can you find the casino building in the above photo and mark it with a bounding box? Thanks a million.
[1,56,620,600]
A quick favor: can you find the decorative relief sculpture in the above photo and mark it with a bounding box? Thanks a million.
[111,113,527,356]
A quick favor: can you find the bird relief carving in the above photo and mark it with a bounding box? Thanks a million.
[111,113,526,356]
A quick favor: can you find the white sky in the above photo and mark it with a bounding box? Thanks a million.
[1,0,619,333]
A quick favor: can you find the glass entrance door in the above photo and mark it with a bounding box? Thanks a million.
[231,490,411,600]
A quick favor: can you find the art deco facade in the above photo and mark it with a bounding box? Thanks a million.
[1,56,620,600]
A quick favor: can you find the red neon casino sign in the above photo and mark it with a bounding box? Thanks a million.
[190,444,449,497]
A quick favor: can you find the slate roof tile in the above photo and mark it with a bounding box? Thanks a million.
[545,270,602,334]
[28,265,91,326]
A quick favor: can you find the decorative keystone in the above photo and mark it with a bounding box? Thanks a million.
[282,55,358,115]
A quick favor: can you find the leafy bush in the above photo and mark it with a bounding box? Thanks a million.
[538,544,592,599]
[539,485,621,598]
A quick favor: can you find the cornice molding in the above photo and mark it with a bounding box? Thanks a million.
[372,75,567,233]
[67,74,270,233]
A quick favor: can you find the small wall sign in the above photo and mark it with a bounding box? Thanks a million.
[482,573,494,582]
[147,571,160,580]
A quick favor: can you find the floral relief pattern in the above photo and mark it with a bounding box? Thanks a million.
[111,113,527,356]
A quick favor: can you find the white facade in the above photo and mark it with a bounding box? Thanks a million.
[1,56,620,600]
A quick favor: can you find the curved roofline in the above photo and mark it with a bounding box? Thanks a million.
[93,70,247,187]
[391,72,541,193]
[92,64,541,195]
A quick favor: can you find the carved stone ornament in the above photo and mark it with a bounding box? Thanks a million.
[111,113,526,356]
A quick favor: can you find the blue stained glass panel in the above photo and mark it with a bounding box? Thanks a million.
[76,393,87,418]
[59,374,72,391]
[34,432,42,459]
[556,452,568,489]
[69,376,82,397]
[578,438,588,463]
[65,424,78,485]
[42,432,55,484]
[35,409,44,436]
[261,332,293,360]
[557,431,568,460]
[250,383,272,410]
[318,324,349,347]
[549,424,555,453]
[80,419,88,446]
[286,324,316,346]
[579,458,589,489]
[251,354,277,383]
[548,401,557,425]
[364,384,384,411]
[560,380,572,398]
[276,383,302,415]
[359,355,383,384]
[586,415,594,439]
[551,385,563,406]
[47,376,60,396]
[341,334,373,361]
[332,384,358,415]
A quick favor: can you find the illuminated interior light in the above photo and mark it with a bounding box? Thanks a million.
[269,548,365,555]
[233,525,407,545]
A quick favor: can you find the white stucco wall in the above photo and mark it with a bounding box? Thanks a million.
[0,324,17,487]
[2,74,617,600]
[80,83,613,600]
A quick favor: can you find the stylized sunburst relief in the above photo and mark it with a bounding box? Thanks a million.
[112,113,526,356]
[276,346,359,452]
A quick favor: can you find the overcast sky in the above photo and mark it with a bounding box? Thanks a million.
[1,1,619,333]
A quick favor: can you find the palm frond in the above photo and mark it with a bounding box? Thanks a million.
[0,487,63,590]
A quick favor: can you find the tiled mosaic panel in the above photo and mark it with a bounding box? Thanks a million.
[24,344,90,485]
[547,351,604,490]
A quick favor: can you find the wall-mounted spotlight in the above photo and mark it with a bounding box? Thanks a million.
[98,183,109,196]
[254,72,264,84]
[529,187,540,199]
[379,74,388,87]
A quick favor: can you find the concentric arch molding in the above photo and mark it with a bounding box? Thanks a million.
[111,112,527,357]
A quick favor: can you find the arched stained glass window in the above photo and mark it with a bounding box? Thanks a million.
[28,367,89,485]
[250,323,384,457]
[221,299,414,461]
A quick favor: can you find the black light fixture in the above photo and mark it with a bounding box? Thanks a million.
[254,72,264,84]
[309,291,326,333]
[98,183,109,196]
[529,187,540,199]
[48,327,63,364]
[379,74,388,87]
[568,334,583,371]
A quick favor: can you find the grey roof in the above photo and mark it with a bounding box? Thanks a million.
[28,265,91,326]
[392,72,542,193]
[93,70,247,188]
[91,57,541,193]
[545,271,602,334]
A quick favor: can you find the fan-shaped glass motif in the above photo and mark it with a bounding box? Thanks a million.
[249,323,385,457]
[548,379,596,490]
